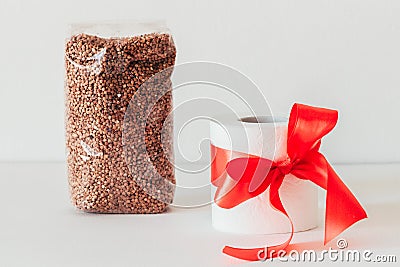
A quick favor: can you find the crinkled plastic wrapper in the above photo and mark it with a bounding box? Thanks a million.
[65,22,176,213]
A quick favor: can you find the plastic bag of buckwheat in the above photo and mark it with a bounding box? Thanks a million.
[64,22,176,213]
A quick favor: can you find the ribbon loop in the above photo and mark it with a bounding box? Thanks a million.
[287,103,338,160]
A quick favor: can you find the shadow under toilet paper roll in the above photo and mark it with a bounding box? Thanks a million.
[210,115,318,234]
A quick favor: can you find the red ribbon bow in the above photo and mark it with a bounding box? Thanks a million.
[211,103,367,261]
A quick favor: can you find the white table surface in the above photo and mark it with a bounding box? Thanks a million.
[0,162,399,267]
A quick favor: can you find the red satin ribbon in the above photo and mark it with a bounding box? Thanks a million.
[211,103,367,261]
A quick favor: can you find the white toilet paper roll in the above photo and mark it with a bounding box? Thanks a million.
[210,115,318,234]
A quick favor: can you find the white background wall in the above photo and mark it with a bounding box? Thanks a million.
[0,0,399,163]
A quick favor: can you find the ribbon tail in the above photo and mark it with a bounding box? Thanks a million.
[222,174,294,261]
[223,222,293,262]
[222,246,270,262]
[324,164,368,244]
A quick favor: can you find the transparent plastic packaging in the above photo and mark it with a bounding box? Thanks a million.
[64,22,176,213]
